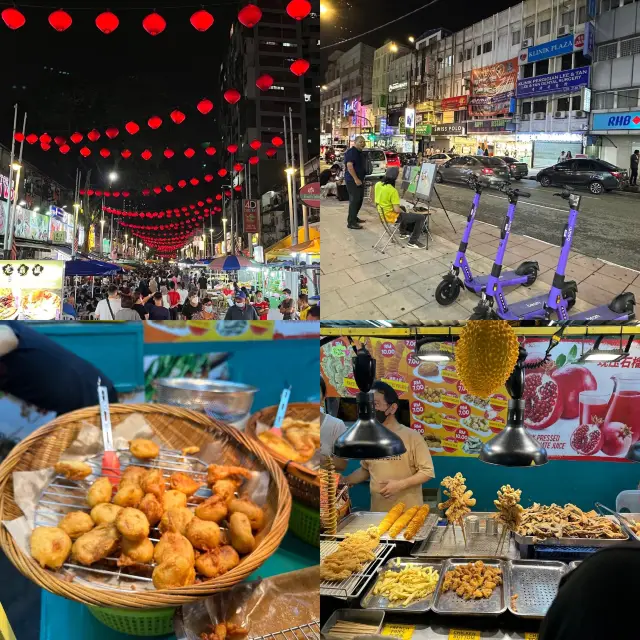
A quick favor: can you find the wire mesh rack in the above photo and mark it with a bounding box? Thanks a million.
[249,620,319,639]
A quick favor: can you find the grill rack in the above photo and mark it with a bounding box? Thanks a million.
[249,620,319,639]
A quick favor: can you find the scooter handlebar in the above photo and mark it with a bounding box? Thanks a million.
[514,190,531,198]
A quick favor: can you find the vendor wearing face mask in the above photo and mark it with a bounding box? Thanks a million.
[181,291,202,320]
[224,291,258,320]
[343,381,435,511]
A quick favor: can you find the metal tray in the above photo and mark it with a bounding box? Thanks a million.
[568,560,582,571]
[321,609,384,639]
[617,512,640,543]
[335,511,439,542]
[507,560,567,618]
[514,515,628,548]
[431,558,508,617]
[360,557,443,613]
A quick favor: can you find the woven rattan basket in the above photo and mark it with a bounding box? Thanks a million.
[0,403,291,609]
[245,403,320,509]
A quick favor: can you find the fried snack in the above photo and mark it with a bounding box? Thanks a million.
[58,511,95,539]
[258,432,303,462]
[141,468,166,501]
[195,545,240,578]
[154,532,195,565]
[280,417,321,462]
[389,507,419,539]
[152,555,196,589]
[200,622,248,640]
[116,507,150,541]
[404,505,430,541]
[511,593,519,612]
[378,502,405,535]
[87,477,113,507]
[113,484,144,508]
[207,464,253,485]
[129,438,160,460]
[229,512,255,555]
[138,493,163,526]
[170,472,203,497]
[213,479,241,504]
[417,362,439,377]
[320,527,380,581]
[160,507,195,536]
[71,523,120,566]
[120,466,147,488]
[228,498,264,531]
[195,495,228,523]
[163,489,188,511]
[55,461,92,481]
[442,560,502,600]
[494,485,524,533]
[182,446,200,456]
[438,473,476,527]
[185,517,222,550]
[373,561,439,606]
[118,537,154,567]
[90,503,123,525]
[30,526,72,569]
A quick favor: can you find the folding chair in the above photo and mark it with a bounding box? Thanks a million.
[373,204,403,254]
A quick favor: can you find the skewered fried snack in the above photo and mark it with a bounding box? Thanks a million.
[30,526,72,569]
[170,471,203,497]
[163,489,188,511]
[207,464,253,485]
[55,461,92,480]
[229,512,255,554]
[58,511,95,539]
[389,507,419,538]
[112,483,144,508]
[185,517,222,550]
[494,485,524,531]
[129,438,160,460]
[159,507,195,536]
[116,508,150,541]
[195,495,228,523]
[120,466,147,488]
[378,502,405,535]
[71,523,120,566]
[228,498,264,531]
[87,477,114,507]
[153,532,195,565]
[195,545,240,578]
[320,527,380,581]
[152,555,196,589]
[118,537,154,567]
[138,493,163,526]
[442,561,503,600]
[141,468,166,500]
[90,503,123,525]
[404,505,430,541]
[438,473,476,526]
[182,446,200,456]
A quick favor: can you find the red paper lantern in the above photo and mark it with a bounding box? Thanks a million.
[53,136,65,146]
[190,10,214,32]
[204,174,214,182]
[96,11,119,34]
[153,187,162,194]
[40,142,51,151]
[59,144,70,154]
[290,58,310,76]
[2,8,25,29]
[80,147,91,157]
[215,194,223,201]
[142,12,166,36]
[249,139,262,151]
[79,190,86,196]
[226,144,238,154]
[286,0,311,20]
[113,191,120,197]
[234,185,243,192]
[223,89,241,105]
[189,204,195,210]
[184,148,195,158]
[121,149,132,158]
[148,115,162,129]
[205,146,217,156]
[103,191,111,197]
[256,74,274,91]
[190,178,200,186]
[225,190,231,197]
[164,148,175,159]
[95,190,103,197]
[26,134,38,145]
[141,149,152,160]
[206,197,213,203]
[266,147,277,157]
[14,132,25,142]
[249,156,259,165]
[170,109,186,124]
[165,185,174,192]
[40,133,52,144]
[218,169,228,177]
[125,121,139,135]
[87,129,100,142]
[87,189,95,196]
[198,201,204,207]
[197,98,214,114]
[181,207,188,211]
[238,4,262,28]
[122,191,130,197]
[48,10,72,32]
[272,136,284,147]
[234,163,243,172]
[142,189,151,196]
[70,132,83,144]
[178,180,187,188]
[100,148,111,158]
[105,127,119,139]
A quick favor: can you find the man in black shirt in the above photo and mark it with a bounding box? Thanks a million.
[147,292,170,320]
[0,322,118,416]
[198,272,208,297]
[343,136,367,229]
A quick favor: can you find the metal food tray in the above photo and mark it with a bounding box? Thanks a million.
[431,558,508,616]
[507,560,567,618]
[514,515,628,548]
[320,538,395,600]
[568,560,582,571]
[250,620,320,639]
[360,557,443,613]
[335,511,438,542]
[617,512,640,543]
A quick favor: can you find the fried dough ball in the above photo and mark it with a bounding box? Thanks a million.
[195,495,228,523]
[152,555,196,589]
[154,532,195,566]
[228,498,264,531]
[30,526,72,570]
[90,503,123,525]
[195,545,240,579]
[169,472,203,497]
[55,461,92,481]
[163,489,188,512]
[213,479,241,504]
[185,517,221,551]
[87,477,113,507]
[58,511,95,539]
[116,508,150,541]
[159,507,195,536]
[138,493,163,526]
[71,523,119,566]
[113,484,144,508]
[141,468,166,501]
[118,537,154,567]
[120,466,147,488]
[129,438,160,460]
[229,512,255,555]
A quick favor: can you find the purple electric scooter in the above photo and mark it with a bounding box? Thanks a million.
[472,188,635,322]
[435,178,539,306]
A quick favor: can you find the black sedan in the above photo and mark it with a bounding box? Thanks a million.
[536,158,628,195]
[495,156,529,180]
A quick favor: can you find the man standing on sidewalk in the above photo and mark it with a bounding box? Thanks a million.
[630,150,639,186]
[344,136,367,229]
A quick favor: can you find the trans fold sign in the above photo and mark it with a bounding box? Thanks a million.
[519,33,583,65]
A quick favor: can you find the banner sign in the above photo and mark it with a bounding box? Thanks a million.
[468,119,514,133]
[433,123,467,136]
[242,199,260,234]
[469,59,518,117]
[592,111,640,130]
[299,183,321,208]
[516,67,590,98]
[440,95,468,111]
[415,124,432,136]
[519,35,574,65]
[583,22,595,59]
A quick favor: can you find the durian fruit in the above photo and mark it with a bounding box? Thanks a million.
[455,321,519,398]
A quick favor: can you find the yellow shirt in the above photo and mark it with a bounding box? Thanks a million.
[375,182,401,224]
[299,305,310,320]
[361,422,435,512]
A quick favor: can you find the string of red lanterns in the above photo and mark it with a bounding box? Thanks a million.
[102,197,219,218]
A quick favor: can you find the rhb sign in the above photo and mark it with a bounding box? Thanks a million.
[592,111,640,130]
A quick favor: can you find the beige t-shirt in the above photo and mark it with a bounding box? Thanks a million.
[361,422,435,512]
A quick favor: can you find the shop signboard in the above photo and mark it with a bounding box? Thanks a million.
[440,95,468,111]
[519,34,574,65]
[299,183,321,209]
[469,58,518,117]
[468,119,514,134]
[388,81,408,92]
[517,67,590,98]
[242,199,260,233]
[13,206,50,242]
[0,174,15,201]
[588,0,597,18]
[583,21,595,60]
[404,107,415,130]
[592,111,640,130]
[441,111,455,124]
[415,123,432,136]
[415,100,434,113]
[433,123,467,136]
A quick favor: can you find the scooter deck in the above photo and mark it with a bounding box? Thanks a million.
[570,304,631,321]
[501,293,549,320]
[467,270,528,292]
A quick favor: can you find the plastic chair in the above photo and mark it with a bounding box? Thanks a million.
[373,204,402,254]
[61,314,76,321]
[616,490,640,513]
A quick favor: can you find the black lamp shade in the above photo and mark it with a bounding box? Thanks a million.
[333,391,407,460]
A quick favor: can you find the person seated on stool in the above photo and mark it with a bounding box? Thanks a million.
[374,167,426,249]
[320,163,342,197]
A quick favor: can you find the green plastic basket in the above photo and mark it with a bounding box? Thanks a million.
[289,499,320,547]
[87,605,176,637]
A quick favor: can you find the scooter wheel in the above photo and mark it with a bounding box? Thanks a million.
[525,268,538,286]
[563,288,577,309]
[436,279,461,306]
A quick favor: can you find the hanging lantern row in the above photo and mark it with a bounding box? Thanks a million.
[102,197,220,217]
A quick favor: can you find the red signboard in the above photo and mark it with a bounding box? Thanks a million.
[242,199,260,234]
[440,95,468,111]
[299,182,321,208]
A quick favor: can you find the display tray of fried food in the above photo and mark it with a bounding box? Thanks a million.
[257,415,320,465]
[335,506,436,542]
[515,503,627,544]
[320,527,381,582]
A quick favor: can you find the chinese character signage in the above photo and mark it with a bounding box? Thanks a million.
[516,67,590,98]
[470,59,518,117]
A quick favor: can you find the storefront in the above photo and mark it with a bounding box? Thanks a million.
[431,123,469,154]
[516,132,585,169]
[466,118,522,159]
[590,110,640,170]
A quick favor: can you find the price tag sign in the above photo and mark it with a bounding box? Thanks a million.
[449,631,481,640]
[343,377,359,390]
[382,623,415,639]
[525,634,539,640]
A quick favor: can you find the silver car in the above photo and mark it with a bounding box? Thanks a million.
[428,152,458,166]
[435,155,510,187]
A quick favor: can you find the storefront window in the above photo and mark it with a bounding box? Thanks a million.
[561,53,573,71]
[522,101,532,115]
[594,91,615,109]
[523,62,534,78]
[572,95,582,110]
[533,100,547,113]
[536,59,549,75]
[557,97,570,111]
[618,89,639,108]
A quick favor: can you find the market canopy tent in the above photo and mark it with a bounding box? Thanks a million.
[207,255,259,271]
[267,237,320,260]
[265,227,319,261]
[64,258,123,276]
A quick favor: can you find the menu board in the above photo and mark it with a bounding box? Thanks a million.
[0,260,64,320]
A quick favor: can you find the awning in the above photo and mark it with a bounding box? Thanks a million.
[265,227,320,259]
[64,258,123,276]
[268,237,320,258]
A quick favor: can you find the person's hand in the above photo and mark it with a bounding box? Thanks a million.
[355,178,363,186]
[379,479,405,499]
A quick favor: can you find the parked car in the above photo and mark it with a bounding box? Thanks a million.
[428,152,458,166]
[495,156,529,180]
[435,155,510,187]
[536,158,628,194]
[384,151,401,168]
[362,148,387,179]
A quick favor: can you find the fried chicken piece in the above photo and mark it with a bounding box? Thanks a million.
[118,537,154,567]
[182,446,200,456]
[257,432,302,462]
[163,489,188,511]
[30,526,72,570]
[87,477,113,507]
[129,438,160,460]
[90,503,123,525]
[159,507,195,536]
[195,495,228,523]
[200,623,248,640]
[213,479,241,504]
[116,508,150,541]
[58,511,95,539]
[154,532,195,565]
[55,461,92,481]
[229,512,255,555]
[138,493,163,526]
[170,472,203,497]
[112,484,144,508]
[228,498,264,531]
[152,555,196,589]
[71,523,120,566]
[185,517,222,550]
[120,466,147,488]
[207,464,252,485]
[194,545,240,578]
[141,468,166,501]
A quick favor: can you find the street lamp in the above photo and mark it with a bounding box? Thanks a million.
[11,162,21,171]
[108,172,118,182]
[390,42,398,53]
[408,36,415,43]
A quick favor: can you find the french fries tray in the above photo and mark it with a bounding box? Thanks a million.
[507,560,567,618]
[334,511,439,542]
[360,557,443,613]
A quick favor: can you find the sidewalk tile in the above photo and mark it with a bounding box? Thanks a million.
[597,263,639,285]
[379,252,421,272]
[322,254,355,274]
[569,254,605,271]
[351,249,392,265]
[409,260,449,280]
[575,282,615,307]
[372,287,427,319]
[346,262,390,283]
[469,232,497,246]
[395,311,421,324]
[324,301,384,320]
[520,237,553,251]
[412,301,469,322]
[507,243,540,259]
[543,246,562,259]
[408,274,448,303]
[582,272,632,294]
[321,271,355,293]
[321,290,348,317]
[473,243,500,258]
[376,267,424,291]
[337,278,389,308]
